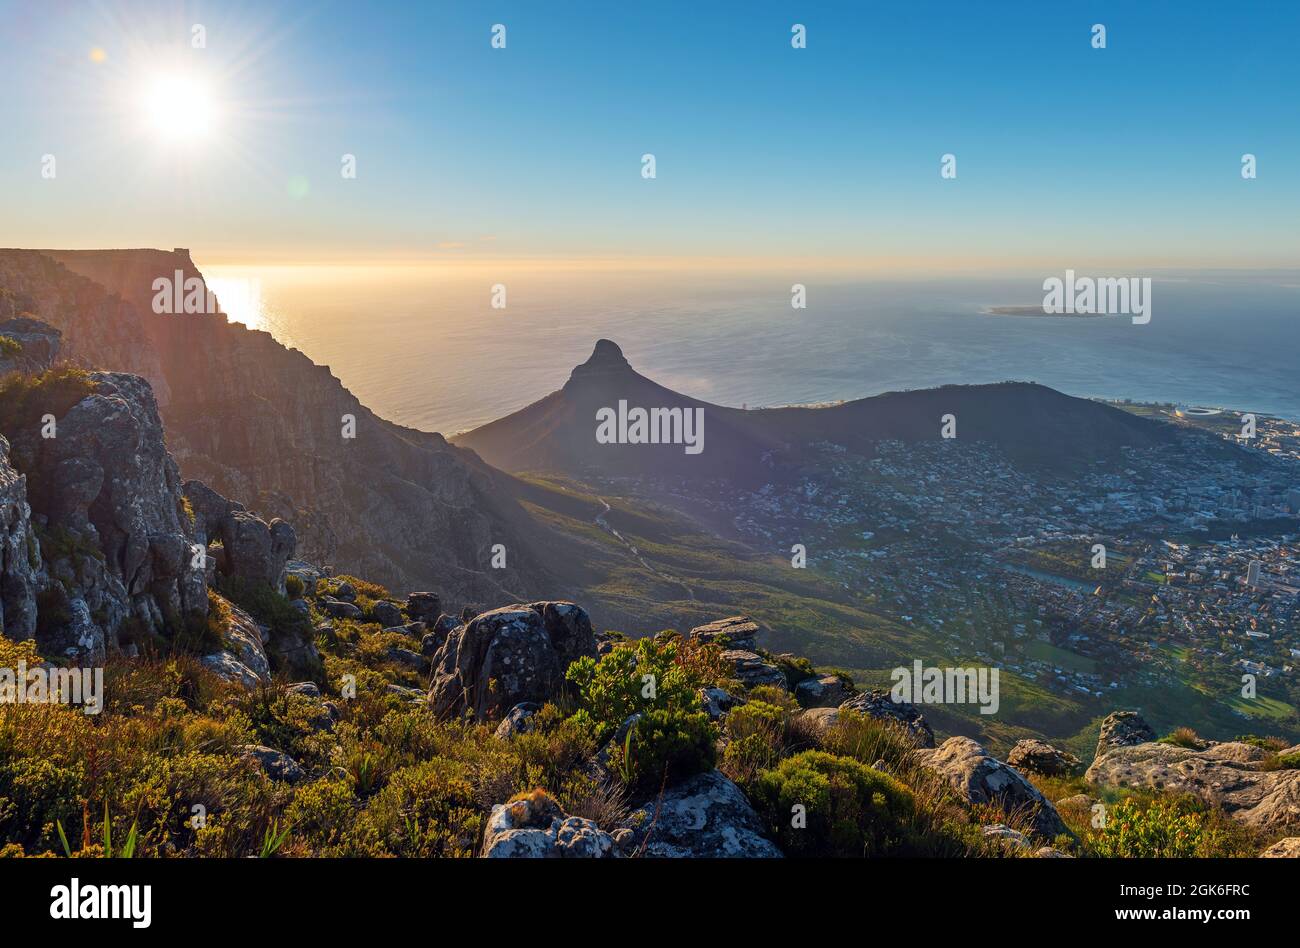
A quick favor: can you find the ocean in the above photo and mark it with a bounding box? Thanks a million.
[203,266,1300,436]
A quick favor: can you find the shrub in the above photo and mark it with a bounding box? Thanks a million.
[1090,796,1210,858]
[608,708,716,796]
[1157,727,1202,750]
[0,335,22,358]
[751,750,917,857]
[345,758,481,857]
[284,575,305,599]
[565,635,717,742]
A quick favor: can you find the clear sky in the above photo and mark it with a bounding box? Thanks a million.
[2,0,1297,271]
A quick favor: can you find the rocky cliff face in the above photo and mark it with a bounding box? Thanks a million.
[0,436,40,641]
[2,249,559,606]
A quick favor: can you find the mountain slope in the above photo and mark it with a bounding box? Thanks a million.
[456,339,1181,479]
[0,249,571,605]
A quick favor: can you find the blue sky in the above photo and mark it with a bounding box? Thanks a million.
[2,0,1297,269]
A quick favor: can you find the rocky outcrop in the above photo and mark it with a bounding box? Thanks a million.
[1094,710,1157,756]
[619,769,782,858]
[915,737,1070,841]
[239,745,305,783]
[1085,738,1300,832]
[0,436,40,640]
[494,702,542,739]
[1007,739,1081,777]
[184,480,295,593]
[481,790,616,858]
[795,674,852,708]
[688,615,759,650]
[4,371,207,660]
[838,690,935,748]
[721,649,786,690]
[201,596,271,687]
[0,315,61,376]
[428,602,598,721]
[1261,838,1300,858]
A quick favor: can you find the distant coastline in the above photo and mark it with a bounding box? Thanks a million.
[982,304,1108,318]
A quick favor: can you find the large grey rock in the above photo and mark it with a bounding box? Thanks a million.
[201,596,271,687]
[406,591,441,622]
[0,436,40,640]
[184,479,296,594]
[721,649,786,690]
[495,702,542,739]
[915,736,1070,841]
[689,616,759,651]
[1085,740,1300,832]
[795,674,852,708]
[0,315,61,375]
[7,373,208,659]
[428,602,597,721]
[838,690,935,748]
[621,769,782,858]
[369,600,403,628]
[1261,838,1300,858]
[1007,739,1081,777]
[1094,710,1157,757]
[481,791,616,858]
[239,744,304,783]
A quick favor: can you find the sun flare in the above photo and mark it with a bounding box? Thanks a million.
[138,72,219,145]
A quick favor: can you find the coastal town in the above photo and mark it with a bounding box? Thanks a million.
[663,403,1300,726]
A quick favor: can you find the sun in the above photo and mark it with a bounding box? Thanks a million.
[138,72,220,145]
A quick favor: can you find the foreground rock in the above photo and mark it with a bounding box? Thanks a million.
[1086,738,1300,832]
[481,790,615,858]
[1094,710,1157,756]
[200,596,272,687]
[915,737,1070,841]
[620,769,782,858]
[721,649,786,690]
[428,602,597,720]
[0,436,40,640]
[795,674,853,708]
[1007,739,1081,777]
[1260,838,1300,858]
[688,615,759,651]
[838,691,935,748]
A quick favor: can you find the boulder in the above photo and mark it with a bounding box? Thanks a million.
[406,591,441,622]
[1007,739,1082,777]
[319,598,362,620]
[481,790,616,858]
[1085,740,1300,832]
[838,690,935,748]
[620,769,782,858]
[427,602,597,721]
[203,596,271,685]
[981,823,1032,852]
[688,616,759,651]
[795,706,842,738]
[914,736,1070,841]
[795,674,852,708]
[494,702,542,739]
[385,645,426,672]
[369,600,403,628]
[239,745,304,783]
[1261,838,1300,858]
[0,316,61,375]
[721,649,786,690]
[1094,710,1157,757]
[698,686,740,720]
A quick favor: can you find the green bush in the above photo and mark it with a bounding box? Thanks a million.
[0,335,22,358]
[751,750,916,857]
[1090,797,1206,858]
[609,708,716,796]
[284,574,305,599]
[565,635,717,742]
